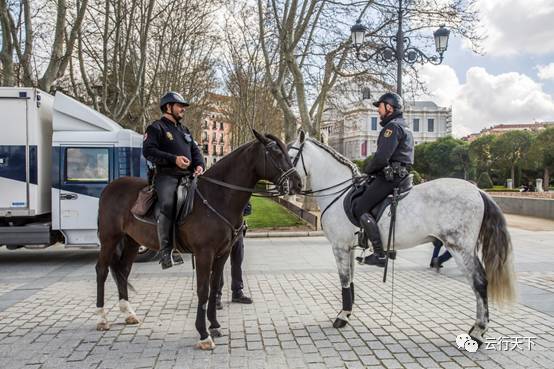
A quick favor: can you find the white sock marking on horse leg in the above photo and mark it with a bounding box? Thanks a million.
[119,299,140,324]
[96,307,109,330]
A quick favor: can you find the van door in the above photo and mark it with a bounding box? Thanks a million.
[59,146,113,230]
[0,97,29,214]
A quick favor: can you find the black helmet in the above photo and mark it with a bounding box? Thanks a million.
[160,91,190,111]
[372,92,403,111]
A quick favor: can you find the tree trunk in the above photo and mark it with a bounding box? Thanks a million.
[0,0,15,85]
[511,165,515,187]
[545,167,550,191]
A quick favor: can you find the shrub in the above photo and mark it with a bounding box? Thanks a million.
[477,172,494,189]
[411,170,423,185]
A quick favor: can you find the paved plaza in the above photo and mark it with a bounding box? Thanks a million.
[0,223,553,369]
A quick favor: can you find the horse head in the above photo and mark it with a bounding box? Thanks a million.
[252,129,302,195]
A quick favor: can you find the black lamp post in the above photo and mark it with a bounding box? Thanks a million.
[350,0,450,96]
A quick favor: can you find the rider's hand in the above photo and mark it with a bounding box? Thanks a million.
[194,166,204,176]
[175,156,190,169]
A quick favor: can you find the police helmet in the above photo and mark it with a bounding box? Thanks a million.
[372,92,403,111]
[160,91,190,112]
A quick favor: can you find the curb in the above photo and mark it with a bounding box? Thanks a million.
[246,231,324,238]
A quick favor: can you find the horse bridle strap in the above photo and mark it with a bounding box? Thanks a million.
[195,187,245,243]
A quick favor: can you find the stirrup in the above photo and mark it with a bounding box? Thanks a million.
[172,249,184,265]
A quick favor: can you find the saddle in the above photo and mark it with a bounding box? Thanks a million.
[344,174,413,228]
[131,176,197,225]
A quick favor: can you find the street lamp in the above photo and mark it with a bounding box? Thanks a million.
[350,0,450,96]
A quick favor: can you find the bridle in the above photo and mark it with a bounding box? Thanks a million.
[289,139,367,222]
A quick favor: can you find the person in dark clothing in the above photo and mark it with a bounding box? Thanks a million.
[142,91,205,269]
[430,239,452,271]
[215,202,253,310]
[355,92,414,267]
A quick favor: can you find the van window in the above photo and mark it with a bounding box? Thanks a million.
[66,148,109,182]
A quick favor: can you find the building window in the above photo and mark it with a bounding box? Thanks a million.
[212,132,216,141]
[371,117,378,131]
[202,144,208,154]
[219,146,224,156]
[428,118,434,132]
[65,147,109,183]
[212,121,217,130]
[212,145,217,155]
[219,122,224,130]
[413,119,420,132]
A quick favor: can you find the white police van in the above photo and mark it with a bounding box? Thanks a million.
[0,87,146,249]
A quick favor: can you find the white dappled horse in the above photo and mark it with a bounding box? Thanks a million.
[288,131,516,346]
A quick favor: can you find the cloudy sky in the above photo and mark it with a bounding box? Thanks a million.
[417,0,554,137]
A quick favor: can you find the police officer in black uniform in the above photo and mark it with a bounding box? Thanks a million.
[143,92,205,269]
[215,202,253,310]
[354,92,414,267]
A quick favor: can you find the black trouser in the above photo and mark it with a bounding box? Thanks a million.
[216,233,245,298]
[352,174,397,220]
[154,174,180,219]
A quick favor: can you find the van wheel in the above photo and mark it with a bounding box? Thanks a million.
[135,246,159,262]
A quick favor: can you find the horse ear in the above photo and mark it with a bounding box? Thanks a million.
[252,129,270,144]
[299,129,306,143]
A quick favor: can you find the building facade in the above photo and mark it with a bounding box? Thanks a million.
[322,99,452,161]
[462,122,554,142]
[200,94,233,167]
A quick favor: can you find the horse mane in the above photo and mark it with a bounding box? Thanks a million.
[307,137,361,177]
[204,134,291,177]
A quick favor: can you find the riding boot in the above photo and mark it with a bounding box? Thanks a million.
[157,213,182,269]
[358,213,386,267]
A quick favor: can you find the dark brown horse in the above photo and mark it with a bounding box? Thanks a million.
[95,130,302,349]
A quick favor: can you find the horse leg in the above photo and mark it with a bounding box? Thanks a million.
[95,235,122,331]
[114,236,140,325]
[207,253,229,338]
[451,247,489,347]
[332,242,354,329]
[194,253,216,350]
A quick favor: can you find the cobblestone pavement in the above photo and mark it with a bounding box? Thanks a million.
[0,227,553,369]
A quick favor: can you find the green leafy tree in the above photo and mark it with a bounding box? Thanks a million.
[529,127,554,188]
[469,135,496,178]
[491,131,533,187]
[411,170,423,184]
[450,143,471,180]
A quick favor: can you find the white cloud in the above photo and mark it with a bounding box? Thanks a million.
[537,63,554,80]
[418,65,554,137]
[477,0,554,56]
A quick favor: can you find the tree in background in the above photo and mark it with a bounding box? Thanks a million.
[528,127,554,189]
[450,142,471,180]
[413,136,466,179]
[469,134,496,179]
[490,130,533,187]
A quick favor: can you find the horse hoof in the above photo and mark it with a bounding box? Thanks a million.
[125,315,140,325]
[96,321,110,331]
[210,328,222,337]
[333,318,348,329]
[468,325,486,348]
[195,336,215,350]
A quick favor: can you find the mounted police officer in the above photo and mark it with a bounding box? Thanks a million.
[143,92,205,269]
[354,92,414,267]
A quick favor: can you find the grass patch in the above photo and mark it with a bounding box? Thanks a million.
[246,197,305,229]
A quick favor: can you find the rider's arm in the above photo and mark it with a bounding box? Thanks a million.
[142,124,176,166]
[364,124,402,175]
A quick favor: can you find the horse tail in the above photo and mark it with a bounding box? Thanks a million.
[477,191,516,306]
[109,237,136,294]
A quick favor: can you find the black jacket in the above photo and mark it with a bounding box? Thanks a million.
[142,117,205,170]
[364,112,414,175]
